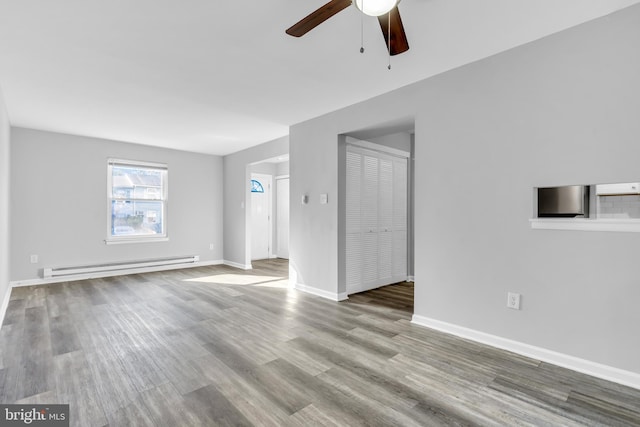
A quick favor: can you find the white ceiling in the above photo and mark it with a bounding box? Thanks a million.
[1,0,638,156]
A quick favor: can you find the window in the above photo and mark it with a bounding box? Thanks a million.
[107,159,168,243]
[251,179,264,193]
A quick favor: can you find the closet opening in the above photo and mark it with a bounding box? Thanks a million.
[339,130,415,313]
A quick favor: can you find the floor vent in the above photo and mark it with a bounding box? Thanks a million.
[43,255,200,279]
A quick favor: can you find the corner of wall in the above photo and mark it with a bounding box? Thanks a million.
[0,84,11,326]
[294,283,348,302]
[0,285,11,328]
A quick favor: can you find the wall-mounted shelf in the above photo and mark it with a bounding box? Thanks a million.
[530,218,640,233]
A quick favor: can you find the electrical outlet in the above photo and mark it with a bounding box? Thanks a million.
[507,292,521,310]
[30,254,39,264]
[209,243,214,250]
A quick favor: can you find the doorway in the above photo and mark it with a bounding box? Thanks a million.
[251,173,272,261]
[345,143,409,294]
[340,132,415,311]
[247,155,290,265]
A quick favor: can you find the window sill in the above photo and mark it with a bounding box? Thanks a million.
[105,237,169,245]
[530,218,640,233]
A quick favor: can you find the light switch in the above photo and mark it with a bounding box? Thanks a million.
[320,193,328,204]
[301,195,309,205]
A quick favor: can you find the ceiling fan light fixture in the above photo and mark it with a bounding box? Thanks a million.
[353,0,398,17]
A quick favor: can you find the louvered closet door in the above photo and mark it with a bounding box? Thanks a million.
[361,154,379,289]
[346,146,408,294]
[345,151,362,292]
[392,158,408,281]
[377,157,393,283]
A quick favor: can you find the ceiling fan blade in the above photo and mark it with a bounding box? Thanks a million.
[377,6,409,56]
[286,0,353,37]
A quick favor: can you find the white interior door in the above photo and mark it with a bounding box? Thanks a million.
[276,177,290,259]
[251,173,272,261]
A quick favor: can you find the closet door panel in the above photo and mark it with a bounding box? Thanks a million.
[345,151,362,292]
[346,151,362,234]
[362,232,378,286]
[378,157,393,281]
[346,233,362,291]
[392,158,408,280]
[378,230,393,282]
[393,159,408,230]
[393,229,407,278]
[378,158,393,230]
[361,154,379,233]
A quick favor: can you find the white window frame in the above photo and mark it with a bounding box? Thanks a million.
[106,158,169,244]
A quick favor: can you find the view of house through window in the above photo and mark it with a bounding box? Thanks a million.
[108,159,167,241]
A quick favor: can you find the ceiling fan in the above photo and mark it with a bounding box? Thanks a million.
[285,0,409,56]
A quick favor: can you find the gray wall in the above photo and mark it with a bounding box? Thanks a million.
[223,136,288,267]
[290,4,640,374]
[250,162,277,176]
[10,128,223,281]
[0,86,10,312]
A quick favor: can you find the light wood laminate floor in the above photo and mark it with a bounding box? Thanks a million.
[1,259,639,426]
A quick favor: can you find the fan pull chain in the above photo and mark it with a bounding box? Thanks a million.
[387,12,391,69]
[360,0,365,53]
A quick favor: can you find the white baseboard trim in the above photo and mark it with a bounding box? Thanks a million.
[10,260,225,288]
[412,314,640,391]
[0,284,12,328]
[223,260,253,270]
[295,283,348,302]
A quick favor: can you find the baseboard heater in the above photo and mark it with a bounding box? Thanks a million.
[43,255,200,279]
